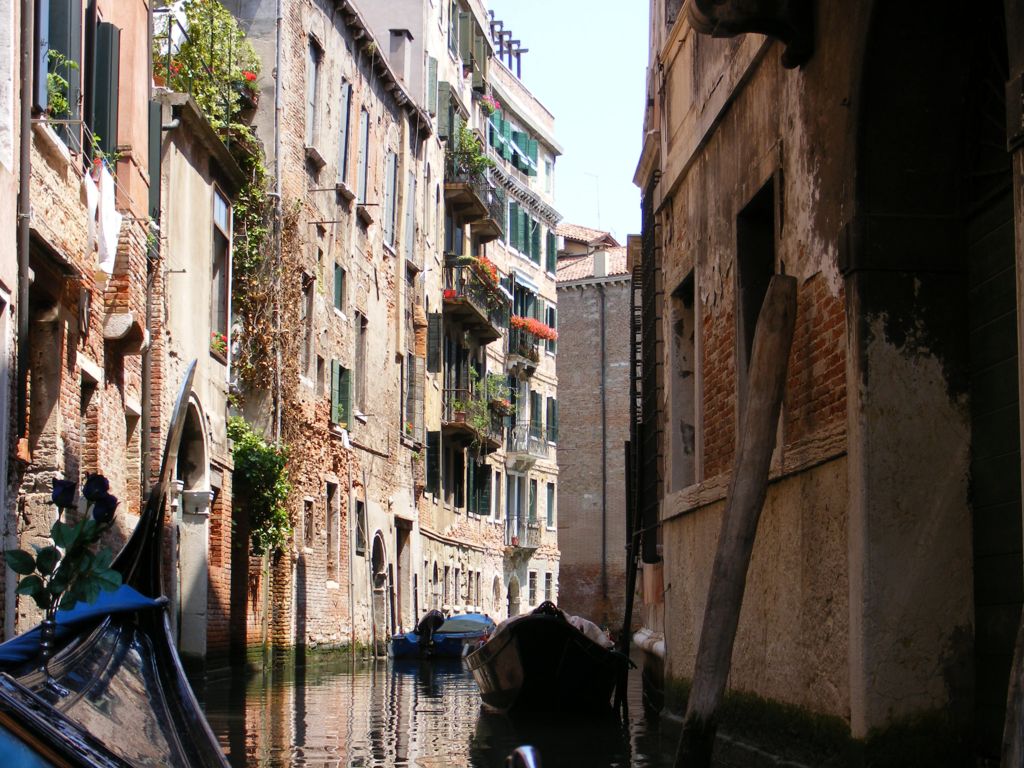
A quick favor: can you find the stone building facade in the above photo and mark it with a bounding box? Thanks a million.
[555,224,632,628]
[636,0,1024,763]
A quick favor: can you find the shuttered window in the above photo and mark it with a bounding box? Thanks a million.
[545,305,557,354]
[337,81,351,183]
[91,21,120,157]
[148,100,162,222]
[426,431,441,496]
[546,397,558,443]
[334,264,345,311]
[330,361,352,427]
[508,201,520,249]
[437,81,452,139]
[384,150,398,246]
[357,108,369,203]
[530,219,541,264]
[546,482,555,528]
[427,312,442,372]
[530,391,543,439]
[427,57,438,115]
[404,170,416,262]
[546,231,557,274]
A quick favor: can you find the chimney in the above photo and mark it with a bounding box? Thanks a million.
[593,249,607,278]
[389,29,413,85]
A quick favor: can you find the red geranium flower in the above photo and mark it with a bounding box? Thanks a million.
[243,70,257,82]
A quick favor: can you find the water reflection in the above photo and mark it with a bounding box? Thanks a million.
[197,654,675,767]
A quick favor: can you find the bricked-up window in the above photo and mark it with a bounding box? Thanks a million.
[326,482,338,579]
[545,397,558,443]
[300,272,315,376]
[671,273,697,490]
[212,189,231,346]
[544,572,553,602]
[354,312,368,413]
[546,482,555,528]
[305,37,323,148]
[545,305,557,354]
[337,80,352,184]
[528,571,537,605]
[303,498,315,549]
[334,264,346,312]
[384,150,398,247]
[357,108,370,204]
[330,361,352,427]
[355,499,366,555]
[736,178,776,418]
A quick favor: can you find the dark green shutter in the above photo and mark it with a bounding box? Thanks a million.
[338,82,351,182]
[148,100,162,223]
[478,465,492,518]
[427,57,438,116]
[334,264,343,310]
[509,202,520,250]
[427,312,442,372]
[546,231,557,273]
[330,360,341,422]
[467,460,476,513]
[437,82,451,139]
[92,21,120,157]
[521,213,530,256]
[426,431,441,496]
[527,139,539,176]
[529,480,537,522]
[501,118,513,160]
[531,220,541,263]
[458,12,472,61]
[472,33,487,90]
[340,368,352,426]
[49,0,83,128]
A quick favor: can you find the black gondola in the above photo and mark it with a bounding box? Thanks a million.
[0,362,230,767]
[465,601,631,715]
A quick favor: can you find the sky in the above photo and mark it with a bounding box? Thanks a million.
[487,0,649,244]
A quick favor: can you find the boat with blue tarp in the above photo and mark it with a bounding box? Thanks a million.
[391,610,496,659]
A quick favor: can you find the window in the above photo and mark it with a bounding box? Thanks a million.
[546,397,558,443]
[443,565,450,604]
[545,305,557,354]
[357,108,370,203]
[529,390,543,440]
[337,80,352,183]
[546,482,555,528]
[300,272,314,376]
[544,572,553,602]
[303,498,315,548]
[334,264,346,312]
[671,273,697,489]
[326,482,339,577]
[355,499,366,555]
[330,361,352,427]
[354,312,368,413]
[528,478,537,522]
[426,430,441,495]
[444,210,464,256]
[736,179,776,419]
[528,571,537,605]
[305,37,322,147]
[452,448,465,509]
[448,0,459,56]
[384,150,398,246]
[404,170,416,262]
[507,202,542,262]
[211,189,231,350]
[546,231,558,274]
[493,469,502,520]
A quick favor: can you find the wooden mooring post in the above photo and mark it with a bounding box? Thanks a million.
[674,275,797,767]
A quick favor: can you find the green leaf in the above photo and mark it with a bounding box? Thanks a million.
[4,549,36,575]
[35,546,60,576]
[93,547,113,572]
[51,520,75,549]
[15,575,44,597]
[95,569,122,591]
[32,591,51,610]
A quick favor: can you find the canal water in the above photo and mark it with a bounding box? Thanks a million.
[196,653,678,767]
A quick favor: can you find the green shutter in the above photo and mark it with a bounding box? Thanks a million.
[527,139,539,176]
[478,465,492,518]
[426,431,441,496]
[509,202,520,250]
[48,0,83,130]
[547,397,556,442]
[546,231,557,273]
[338,82,351,182]
[427,312,442,372]
[467,460,476,513]
[331,360,341,423]
[531,220,541,263]
[458,12,472,61]
[521,213,530,256]
[340,368,352,427]
[427,57,438,116]
[501,118,513,161]
[437,81,451,139]
[92,22,121,157]
[334,264,343,309]
[472,33,487,90]
[148,100,162,223]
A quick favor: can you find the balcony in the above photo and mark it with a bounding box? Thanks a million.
[445,156,506,242]
[506,327,540,374]
[441,387,503,453]
[505,519,541,551]
[506,423,548,470]
[443,259,510,343]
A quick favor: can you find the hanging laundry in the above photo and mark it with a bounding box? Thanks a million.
[97,162,122,275]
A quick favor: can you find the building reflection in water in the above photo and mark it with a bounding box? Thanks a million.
[197,655,672,767]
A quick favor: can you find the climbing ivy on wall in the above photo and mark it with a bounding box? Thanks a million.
[227,417,292,555]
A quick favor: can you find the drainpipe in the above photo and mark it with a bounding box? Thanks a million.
[16,0,34,450]
[598,282,608,607]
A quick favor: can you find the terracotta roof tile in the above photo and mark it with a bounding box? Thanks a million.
[554,222,620,247]
[556,247,629,282]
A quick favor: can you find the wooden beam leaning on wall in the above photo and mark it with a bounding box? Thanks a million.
[674,274,797,768]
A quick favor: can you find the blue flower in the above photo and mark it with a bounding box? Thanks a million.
[91,493,119,524]
[82,473,110,502]
[51,479,77,508]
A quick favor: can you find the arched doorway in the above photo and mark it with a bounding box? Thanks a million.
[854,1,1015,754]
[507,574,520,618]
[371,533,390,644]
[174,400,213,659]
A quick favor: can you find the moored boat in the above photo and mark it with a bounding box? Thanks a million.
[0,363,230,767]
[391,610,496,659]
[465,601,631,714]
